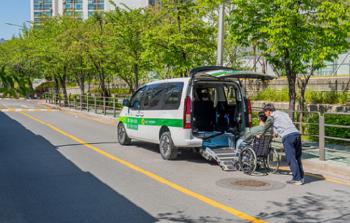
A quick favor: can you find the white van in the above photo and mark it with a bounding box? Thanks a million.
[117,66,274,160]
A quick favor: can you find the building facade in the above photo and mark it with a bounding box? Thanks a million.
[30,0,55,23]
[30,0,154,22]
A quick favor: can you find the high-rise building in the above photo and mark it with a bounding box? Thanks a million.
[62,0,84,18]
[87,0,106,18]
[30,0,155,23]
[30,0,55,23]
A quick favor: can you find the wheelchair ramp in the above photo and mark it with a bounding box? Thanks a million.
[202,147,238,171]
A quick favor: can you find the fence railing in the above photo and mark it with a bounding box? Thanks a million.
[44,93,125,117]
[252,107,350,162]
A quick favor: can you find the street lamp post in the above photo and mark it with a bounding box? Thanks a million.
[5,23,23,28]
[216,3,225,66]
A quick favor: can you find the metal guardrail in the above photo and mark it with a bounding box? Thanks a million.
[252,107,350,162]
[44,93,124,117]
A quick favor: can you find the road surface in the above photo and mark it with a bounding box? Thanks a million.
[1,98,350,223]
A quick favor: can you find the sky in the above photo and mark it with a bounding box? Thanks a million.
[0,0,30,40]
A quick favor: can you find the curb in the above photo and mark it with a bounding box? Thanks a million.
[41,101,116,126]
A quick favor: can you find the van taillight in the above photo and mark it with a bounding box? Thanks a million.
[247,99,253,128]
[183,96,191,129]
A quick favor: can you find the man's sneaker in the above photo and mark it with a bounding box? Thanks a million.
[286,179,304,185]
[293,180,304,185]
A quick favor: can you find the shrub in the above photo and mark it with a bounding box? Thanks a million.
[252,87,350,105]
[88,88,129,96]
[109,88,129,96]
[251,87,289,102]
[304,113,350,145]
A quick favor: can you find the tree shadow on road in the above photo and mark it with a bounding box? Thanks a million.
[0,112,156,223]
[156,210,241,223]
[256,190,350,222]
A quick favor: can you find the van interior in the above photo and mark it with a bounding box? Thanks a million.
[191,80,246,143]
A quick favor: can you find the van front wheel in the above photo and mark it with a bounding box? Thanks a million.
[159,131,178,160]
[117,123,131,145]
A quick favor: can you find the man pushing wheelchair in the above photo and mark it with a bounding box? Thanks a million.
[236,104,304,186]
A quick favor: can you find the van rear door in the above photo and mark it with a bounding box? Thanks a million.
[190,66,275,131]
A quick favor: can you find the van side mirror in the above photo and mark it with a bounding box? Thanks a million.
[122,99,129,107]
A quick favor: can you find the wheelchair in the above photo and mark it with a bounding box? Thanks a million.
[239,134,280,175]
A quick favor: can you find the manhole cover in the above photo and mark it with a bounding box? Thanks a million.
[216,177,285,191]
[232,179,268,187]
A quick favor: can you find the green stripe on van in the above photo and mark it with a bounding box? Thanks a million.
[207,70,241,77]
[118,116,183,129]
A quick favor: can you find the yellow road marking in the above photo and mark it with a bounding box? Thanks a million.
[20,112,266,223]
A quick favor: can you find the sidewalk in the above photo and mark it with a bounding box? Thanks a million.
[272,140,350,186]
[302,158,350,186]
[41,100,350,187]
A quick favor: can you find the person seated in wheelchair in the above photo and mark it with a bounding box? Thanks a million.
[236,111,272,150]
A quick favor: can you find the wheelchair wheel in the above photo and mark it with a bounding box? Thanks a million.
[239,147,257,175]
[267,148,280,174]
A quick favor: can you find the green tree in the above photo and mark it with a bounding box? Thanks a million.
[229,0,350,116]
[144,0,216,78]
[32,16,77,105]
[0,32,40,98]
[105,6,151,92]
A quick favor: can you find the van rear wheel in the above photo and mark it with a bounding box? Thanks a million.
[117,123,131,145]
[159,131,178,160]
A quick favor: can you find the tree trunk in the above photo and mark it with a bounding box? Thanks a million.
[253,43,257,72]
[298,74,312,134]
[87,74,91,93]
[284,49,296,119]
[76,73,85,95]
[27,78,34,98]
[134,64,139,90]
[99,72,109,97]
[54,76,60,104]
[59,72,68,107]
[129,85,134,94]
[287,74,297,120]
[262,59,266,74]
[79,78,85,95]
[77,57,85,95]
[176,8,188,77]
[94,63,109,97]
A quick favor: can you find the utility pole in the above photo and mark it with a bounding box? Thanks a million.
[216,3,225,66]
